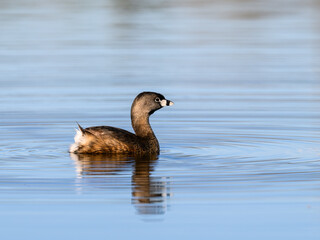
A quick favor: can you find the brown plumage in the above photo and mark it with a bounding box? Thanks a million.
[69,92,174,155]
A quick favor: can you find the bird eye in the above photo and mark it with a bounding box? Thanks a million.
[155,97,160,102]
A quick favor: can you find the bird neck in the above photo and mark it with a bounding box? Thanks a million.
[131,111,156,139]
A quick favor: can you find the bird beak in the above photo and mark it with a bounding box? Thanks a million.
[160,99,174,107]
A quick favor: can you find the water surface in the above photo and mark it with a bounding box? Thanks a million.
[0,0,320,239]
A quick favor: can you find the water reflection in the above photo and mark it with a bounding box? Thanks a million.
[71,153,171,215]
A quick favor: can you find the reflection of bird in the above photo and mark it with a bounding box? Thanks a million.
[71,153,135,176]
[69,92,173,154]
[71,153,170,215]
[132,158,170,215]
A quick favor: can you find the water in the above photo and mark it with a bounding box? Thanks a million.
[0,0,320,239]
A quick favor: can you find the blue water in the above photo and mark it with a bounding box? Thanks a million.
[0,0,319,239]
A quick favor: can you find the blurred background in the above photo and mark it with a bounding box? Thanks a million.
[0,0,319,239]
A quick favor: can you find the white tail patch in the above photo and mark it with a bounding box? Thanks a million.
[69,129,84,153]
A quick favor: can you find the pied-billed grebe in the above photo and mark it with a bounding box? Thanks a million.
[69,92,174,154]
